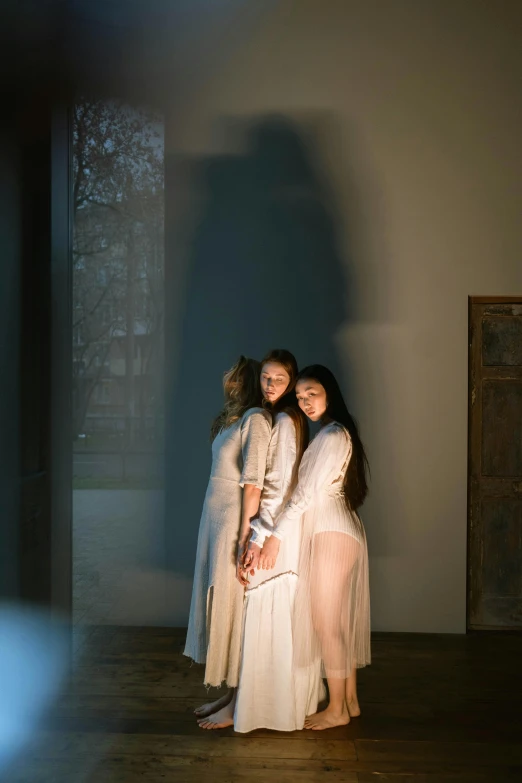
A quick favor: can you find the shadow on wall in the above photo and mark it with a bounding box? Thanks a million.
[165,114,356,615]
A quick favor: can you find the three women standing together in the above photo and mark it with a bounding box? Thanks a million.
[184,350,371,732]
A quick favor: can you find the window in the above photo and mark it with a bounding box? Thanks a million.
[72,97,165,628]
[72,97,164,446]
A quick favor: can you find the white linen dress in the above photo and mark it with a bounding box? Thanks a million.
[234,412,324,733]
[272,421,371,681]
[183,407,271,688]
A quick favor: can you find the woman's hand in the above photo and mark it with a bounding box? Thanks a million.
[236,538,248,564]
[259,535,281,571]
[243,543,261,574]
[235,540,249,587]
[235,557,249,587]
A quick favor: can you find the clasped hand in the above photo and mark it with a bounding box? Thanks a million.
[235,542,250,587]
[257,535,281,571]
[235,536,281,586]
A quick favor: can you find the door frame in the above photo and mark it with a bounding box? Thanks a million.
[50,105,73,623]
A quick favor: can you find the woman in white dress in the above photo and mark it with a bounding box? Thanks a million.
[184,356,272,727]
[256,364,371,730]
[234,349,324,733]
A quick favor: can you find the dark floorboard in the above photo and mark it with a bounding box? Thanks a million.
[4,627,522,783]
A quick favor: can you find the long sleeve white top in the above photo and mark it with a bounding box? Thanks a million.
[250,412,297,546]
[271,422,352,540]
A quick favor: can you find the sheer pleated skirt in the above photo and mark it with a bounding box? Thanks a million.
[293,496,371,680]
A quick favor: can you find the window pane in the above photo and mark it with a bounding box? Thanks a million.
[72,98,165,631]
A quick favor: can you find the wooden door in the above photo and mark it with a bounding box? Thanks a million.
[468,296,522,629]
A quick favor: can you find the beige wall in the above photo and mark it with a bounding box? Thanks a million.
[166,0,522,632]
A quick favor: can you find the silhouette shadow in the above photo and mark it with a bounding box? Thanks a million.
[164,115,353,594]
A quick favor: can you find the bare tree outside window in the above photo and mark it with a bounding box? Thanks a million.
[72,98,164,480]
[72,98,166,630]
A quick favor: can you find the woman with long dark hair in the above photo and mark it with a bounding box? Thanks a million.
[184,356,271,725]
[256,365,371,730]
[231,350,324,733]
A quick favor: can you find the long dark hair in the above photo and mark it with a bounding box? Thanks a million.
[210,356,263,441]
[260,349,309,471]
[296,365,369,511]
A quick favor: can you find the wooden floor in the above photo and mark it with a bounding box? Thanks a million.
[6,627,522,783]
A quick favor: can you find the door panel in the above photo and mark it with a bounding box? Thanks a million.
[468,298,522,629]
[482,499,522,595]
[482,380,522,476]
[482,317,522,366]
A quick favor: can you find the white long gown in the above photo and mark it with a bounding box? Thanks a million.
[273,421,371,681]
[234,412,324,733]
[183,407,271,688]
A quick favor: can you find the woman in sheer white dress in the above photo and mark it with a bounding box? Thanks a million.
[255,364,371,730]
[234,350,324,733]
[184,356,272,727]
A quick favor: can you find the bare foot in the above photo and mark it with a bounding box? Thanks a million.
[194,690,233,718]
[197,701,235,730]
[304,705,350,730]
[347,698,361,718]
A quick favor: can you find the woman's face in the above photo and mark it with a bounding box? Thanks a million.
[295,378,327,421]
[260,362,291,404]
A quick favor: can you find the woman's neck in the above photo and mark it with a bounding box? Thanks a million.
[320,414,334,427]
